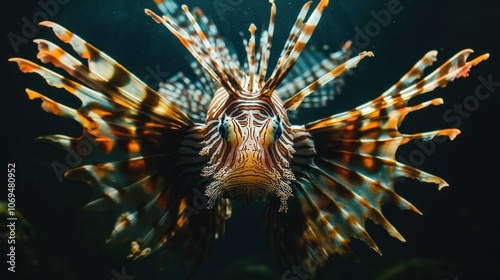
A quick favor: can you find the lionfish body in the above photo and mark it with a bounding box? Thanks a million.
[11,0,488,277]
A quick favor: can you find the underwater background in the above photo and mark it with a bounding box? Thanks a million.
[2,0,499,279]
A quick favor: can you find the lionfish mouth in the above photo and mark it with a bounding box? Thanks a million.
[219,170,278,202]
[203,151,295,212]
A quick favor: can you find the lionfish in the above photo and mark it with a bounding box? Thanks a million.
[10,0,488,278]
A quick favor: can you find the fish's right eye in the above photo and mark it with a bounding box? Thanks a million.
[259,116,283,148]
[218,116,238,142]
[218,118,226,139]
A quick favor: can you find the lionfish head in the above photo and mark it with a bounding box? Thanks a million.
[145,0,333,212]
[201,84,296,212]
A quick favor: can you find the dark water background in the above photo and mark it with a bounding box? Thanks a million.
[2,0,499,279]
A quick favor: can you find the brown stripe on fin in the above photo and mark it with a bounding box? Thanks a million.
[279,41,352,117]
[268,49,488,273]
[257,0,276,88]
[145,8,243,97]
[38,21,192,128]
[263,0,330,95]
[10,14,233,278]
[284,51,374,110]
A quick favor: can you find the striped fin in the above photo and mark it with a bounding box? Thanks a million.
[192,7,243,80]
[145,8,243,96]
[257,0,276,88]
[159,72,213,123]
[152,2,232,123]
[266,49,488,270]
[378,50,439,98]
[246,24,257,91]
[283,50,374,110]
[262,0,329,95]
[272,2,312,78]
[10,20,231,277]
[278,41,352,113]
[9,60,173,162]
[37,21,192,129]
[153,0,178,16]
[191,7,244,85]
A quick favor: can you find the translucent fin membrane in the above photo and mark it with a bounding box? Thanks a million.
[284,51,374,110]
[267,49,488,269]
[262,0,329,96]
[10,17,232,279]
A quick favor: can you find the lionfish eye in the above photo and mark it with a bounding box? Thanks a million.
[274,116,283,141]
[259,116,283,147]
[218,116,238,142]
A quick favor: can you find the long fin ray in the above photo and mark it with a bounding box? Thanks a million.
[278,41,352,113]
[284,51,374,110]
[268,49,488,272]
[11,13,233,278]
[38,21,193,128]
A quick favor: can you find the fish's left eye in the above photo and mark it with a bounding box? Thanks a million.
[259,116,283,147]
[274,116,283,142]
